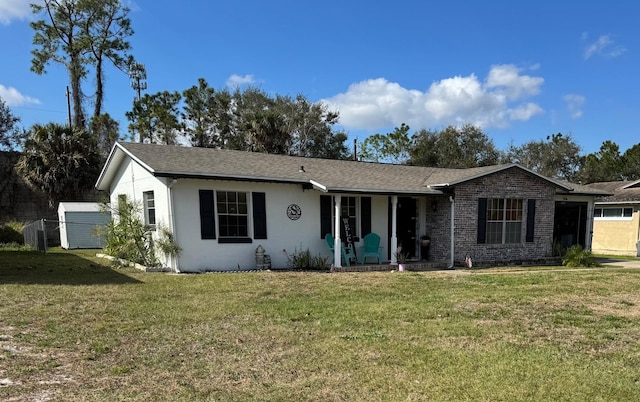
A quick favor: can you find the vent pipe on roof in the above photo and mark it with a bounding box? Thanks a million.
[353,138,357,161]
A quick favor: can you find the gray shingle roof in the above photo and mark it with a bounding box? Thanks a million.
[96,142,577,194]
[586,181,640,202]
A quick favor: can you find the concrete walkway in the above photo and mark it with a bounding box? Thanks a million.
[597,258,640,269]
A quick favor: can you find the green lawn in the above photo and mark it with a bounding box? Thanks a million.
[2,249,640,401]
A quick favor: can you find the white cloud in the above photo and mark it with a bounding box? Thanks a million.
[0,0,40,24]
[321,64,544,131]
[0,85,41,106]
[563,94,585,119]
[583,34,626,60]
[226,74,256,88]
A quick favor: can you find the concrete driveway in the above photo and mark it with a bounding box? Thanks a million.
[597,258,640,269]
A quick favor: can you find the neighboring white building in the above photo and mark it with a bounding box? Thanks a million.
[95,142,605,272]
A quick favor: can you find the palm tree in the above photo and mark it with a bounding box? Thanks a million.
[17,123,101,206]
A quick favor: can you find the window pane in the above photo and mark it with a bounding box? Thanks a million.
[143,191,155,227]
[505,222,521,243]
[486,198,522,244]
[486,222,502,244]
[594,208,602,217]
[603,208,622,217]
[217,191,249,238]
[217,201,227,214]
[624,208,633,217]
[238,216,248,236]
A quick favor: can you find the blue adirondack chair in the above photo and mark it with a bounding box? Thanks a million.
[359,232,383,264]
[325,233,356,266]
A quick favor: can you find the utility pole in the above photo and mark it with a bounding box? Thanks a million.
[129,61,147,142]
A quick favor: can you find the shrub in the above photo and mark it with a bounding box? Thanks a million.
[0,221,25,244]
[284,246,330,270]
[562,245,599,267]
[98,197,180,268]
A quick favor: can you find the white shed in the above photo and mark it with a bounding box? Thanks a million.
[58,202,111,249]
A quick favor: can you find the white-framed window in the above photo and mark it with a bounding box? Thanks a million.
[594,207,633,220]
[143,191,156,228]
[486,198,523,244]
[216,191,249,238]
[340,196,358,238]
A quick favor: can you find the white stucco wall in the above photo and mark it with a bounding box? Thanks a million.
[107,158,174,267]
[105,156,395,272]
[172,179,391,272]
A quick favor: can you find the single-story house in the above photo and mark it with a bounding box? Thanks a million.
[95,142,607,272]
[585,180,640,256]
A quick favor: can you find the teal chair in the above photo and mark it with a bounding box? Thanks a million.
[325,233,357,266]
[359,232,383,264]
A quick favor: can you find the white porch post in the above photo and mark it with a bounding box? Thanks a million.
[390,195,398,265]
[585,199,594,251]
[334,195,342,268]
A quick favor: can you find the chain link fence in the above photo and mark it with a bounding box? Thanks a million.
[23,219,49,252]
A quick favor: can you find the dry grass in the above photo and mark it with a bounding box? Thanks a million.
[2,249,640,401]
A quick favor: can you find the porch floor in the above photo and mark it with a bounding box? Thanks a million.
[331,260,449,273]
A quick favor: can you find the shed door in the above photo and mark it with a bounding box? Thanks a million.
[64,212,109,249]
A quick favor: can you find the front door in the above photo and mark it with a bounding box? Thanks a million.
[397,197,418,259]
[554,201,588,250]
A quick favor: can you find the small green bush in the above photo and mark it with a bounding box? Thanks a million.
[284,246,330,270]
[562,245,599,267]
[0,221,25,244]
[98,197,180,268]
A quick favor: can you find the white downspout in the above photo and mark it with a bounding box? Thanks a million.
[167,178,180,272]
[449,196,455,269]
[334,195,342,268]
[390,196,398,265]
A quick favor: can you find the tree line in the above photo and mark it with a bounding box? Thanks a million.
[125,80,349,159]
[0,0,638,208]
[360,123,640,184]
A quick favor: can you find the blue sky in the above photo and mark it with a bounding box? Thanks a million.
[0,0,638,154]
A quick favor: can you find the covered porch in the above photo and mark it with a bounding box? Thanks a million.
[325,193,453,269]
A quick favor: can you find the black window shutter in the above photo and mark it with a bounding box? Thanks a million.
[320,195,332,238]
[252,192,267,239]
[199,190,216,239]
[361,197,372,236]
[526,199,536,242]
[477,198,487,244]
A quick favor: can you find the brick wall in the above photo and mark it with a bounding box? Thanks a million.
[429,168,556,265]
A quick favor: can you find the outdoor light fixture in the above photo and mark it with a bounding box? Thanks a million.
[432,201,438,211]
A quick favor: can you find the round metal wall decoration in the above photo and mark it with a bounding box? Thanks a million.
[287,204,302,220]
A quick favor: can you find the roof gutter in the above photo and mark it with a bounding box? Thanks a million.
[310,179,327,192]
